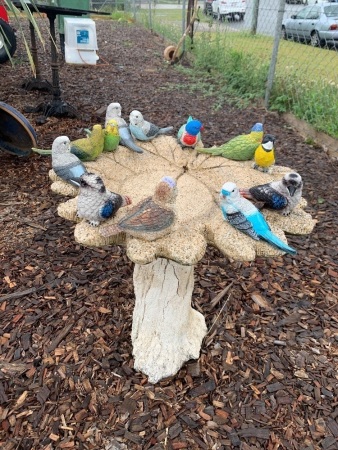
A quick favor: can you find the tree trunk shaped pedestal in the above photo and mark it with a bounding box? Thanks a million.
[50,135,315,383]
[132,259,207,383]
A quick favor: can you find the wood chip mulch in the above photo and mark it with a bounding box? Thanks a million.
[0,17,337,450]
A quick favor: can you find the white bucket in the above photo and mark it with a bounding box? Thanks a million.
[64,17,99,65]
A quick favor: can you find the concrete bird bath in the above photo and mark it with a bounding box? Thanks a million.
[49,135,315,383]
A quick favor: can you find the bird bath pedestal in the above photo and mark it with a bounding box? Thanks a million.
[49,135,315,383]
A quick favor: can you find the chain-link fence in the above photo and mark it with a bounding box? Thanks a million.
[90,0,337,138]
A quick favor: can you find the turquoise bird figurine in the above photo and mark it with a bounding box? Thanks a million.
[177,116,204,148]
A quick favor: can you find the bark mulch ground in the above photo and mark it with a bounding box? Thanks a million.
[0,17,338,450]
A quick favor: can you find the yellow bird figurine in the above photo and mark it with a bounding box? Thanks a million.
[70,124,105,162]
[253,134,276,173]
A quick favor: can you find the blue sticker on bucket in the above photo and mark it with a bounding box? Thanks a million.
[77,30,89,44]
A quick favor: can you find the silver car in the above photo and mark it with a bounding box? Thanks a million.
[282,2,338,47]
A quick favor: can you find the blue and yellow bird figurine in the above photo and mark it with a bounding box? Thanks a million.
[253,134,276,173]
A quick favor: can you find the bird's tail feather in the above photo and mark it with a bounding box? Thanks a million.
[32,147,52,155]
[262,230,296,255]
[196,147,224,155]
[158,126,174,135]
[99,224,120,237]
[239,188,253,200]
[122,195,132,207]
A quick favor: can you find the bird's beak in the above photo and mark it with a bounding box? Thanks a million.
[287,185,296,197]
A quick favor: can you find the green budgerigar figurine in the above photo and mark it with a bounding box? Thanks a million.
[104,119,120,152]
[70,124,105,161]
[197,122,263,161]
[31,124,105,161]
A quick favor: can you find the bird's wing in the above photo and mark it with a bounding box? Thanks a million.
[147,122,160,136]
[118,198,174,233]
[70,144,91,161]
[177,124,186,139]
[99,199,115,219]
[249,185,288,210]
[197,138,258,160]
[223,208,259,240]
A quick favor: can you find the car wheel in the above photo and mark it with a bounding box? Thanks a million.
[281,26,287,40]
[0,19,17,64]
[310,31,321,47]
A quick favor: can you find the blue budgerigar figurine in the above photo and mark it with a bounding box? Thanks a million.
[239,172,303,216]
[177,116,204,148]
[52,135,87,187]
[77,173,132,226]
[129,110,173,141]
[220,181,296,255]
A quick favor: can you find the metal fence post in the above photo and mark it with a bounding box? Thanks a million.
[250,0,259,35]
[264,0,286,109]
[148,0,152,30]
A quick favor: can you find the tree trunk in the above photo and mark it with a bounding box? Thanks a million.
[132,258,207,383]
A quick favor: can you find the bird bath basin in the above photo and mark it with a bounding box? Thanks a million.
[49,135,315,383]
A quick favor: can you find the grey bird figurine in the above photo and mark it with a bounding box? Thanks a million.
[52,135,87,187]
[239,172,303,216]
[77,173,132,226]
[105,102,144,154]
[129,110,173,141]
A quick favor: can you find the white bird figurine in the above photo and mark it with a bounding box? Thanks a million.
[129,110,173,141]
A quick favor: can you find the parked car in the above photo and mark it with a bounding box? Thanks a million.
[282,2,338,47]
[211,0,246,21]
[0,0,17,64]
[286,0,306,4]
[203,0,214,15]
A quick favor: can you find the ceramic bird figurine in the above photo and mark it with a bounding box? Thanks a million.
[253,134,276,172]
[220,181,296,255]
[104,119,120,152]
[77,173,131,226]
[197,122,263,160]
[129,110,173,141]
[52,136,87,187]
[70,124,105,162]
[239,172,303,216]
[100,176,177,241]
[177,116,204,148]
[105,102,144,154]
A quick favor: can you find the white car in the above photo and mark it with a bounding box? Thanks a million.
[212,0,246,21]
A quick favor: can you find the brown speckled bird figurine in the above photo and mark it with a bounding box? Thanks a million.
[99,176,177,241]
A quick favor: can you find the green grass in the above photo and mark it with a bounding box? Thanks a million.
[140,8,338,138]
